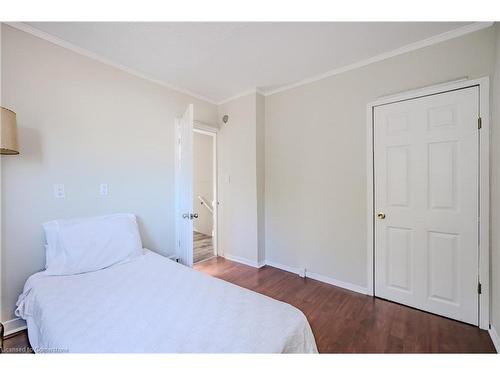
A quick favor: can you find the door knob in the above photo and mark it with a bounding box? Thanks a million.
[190,213,199,219]
[377,212,386,219]
[182,213,189,219]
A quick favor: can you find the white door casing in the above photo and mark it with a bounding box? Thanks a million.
[373,86,480,325]
[175,104,194,267]
[193,126,219,258]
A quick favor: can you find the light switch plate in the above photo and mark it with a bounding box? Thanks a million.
[100,184,109,196]
[54,184,65,199]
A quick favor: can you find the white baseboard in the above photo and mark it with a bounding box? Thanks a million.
[222,254,264,268]
[265,260,369,295]
[489,326,500,353]
[3,317,27,336]
[306,271,370,295]
[265,260,301,275]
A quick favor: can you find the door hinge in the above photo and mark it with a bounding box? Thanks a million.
[478,283,482,294]
[478,117,482,130]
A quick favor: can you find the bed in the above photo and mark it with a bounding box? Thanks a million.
[15,215,317,353]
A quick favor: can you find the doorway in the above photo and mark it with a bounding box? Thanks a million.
[193,128,217,263]
[366,78,490,329]
[175,104,218,267]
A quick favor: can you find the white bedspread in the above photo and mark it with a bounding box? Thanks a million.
[16,250,317,353]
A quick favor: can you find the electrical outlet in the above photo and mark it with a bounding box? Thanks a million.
[298,267,306,278]
[54,184,65,199]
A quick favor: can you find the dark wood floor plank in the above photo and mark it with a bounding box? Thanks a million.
[2,330,32,354]
[4,256,496,353]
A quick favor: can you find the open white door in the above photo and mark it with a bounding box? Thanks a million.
[175,104,194,266]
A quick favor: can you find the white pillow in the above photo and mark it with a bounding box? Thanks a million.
[43,214,143,275]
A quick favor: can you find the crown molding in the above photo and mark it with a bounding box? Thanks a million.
[5,22,494,106]
[263,21,494,97]
[3,22,219,105]
[216,87,265,105]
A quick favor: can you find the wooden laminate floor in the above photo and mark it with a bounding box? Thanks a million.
[4,256,496,353]
[3,330,32,354]
[194,257,496,353]
[193,231,214,263]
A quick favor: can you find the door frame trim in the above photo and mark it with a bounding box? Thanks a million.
[193,124,219,258]
[366,77,490,329]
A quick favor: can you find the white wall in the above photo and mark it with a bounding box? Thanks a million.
[217,93,261,265]
[193,131,213,236]
[264,27,496,289]
[0,24,217,321]
[491,23,500,338]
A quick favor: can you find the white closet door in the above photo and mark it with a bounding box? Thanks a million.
[175,104,194,266]
[374,87,479,325]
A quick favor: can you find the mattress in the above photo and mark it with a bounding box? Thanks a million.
[16,250,318,353]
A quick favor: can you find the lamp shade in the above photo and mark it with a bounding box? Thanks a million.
[1,106,19,155]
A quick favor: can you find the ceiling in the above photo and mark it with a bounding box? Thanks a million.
[25,22,478,103]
